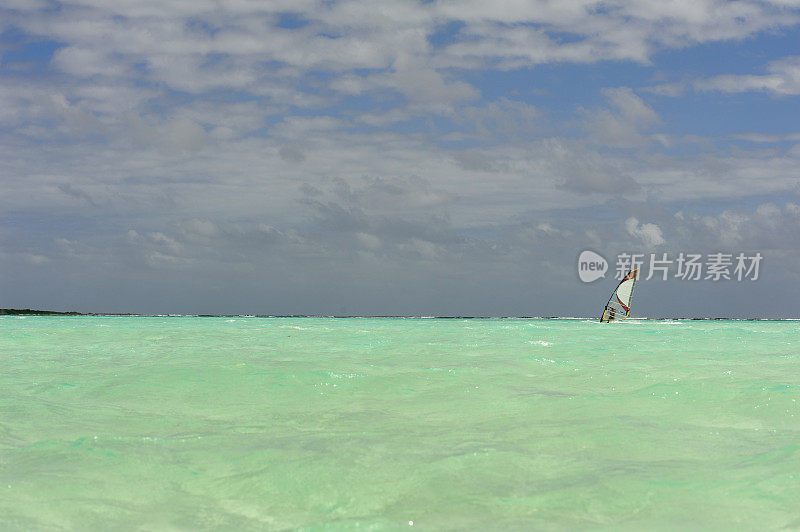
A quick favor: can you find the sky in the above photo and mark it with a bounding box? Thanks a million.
[1,0,800,317]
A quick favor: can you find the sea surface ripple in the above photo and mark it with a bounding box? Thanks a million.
[2,316,799,530]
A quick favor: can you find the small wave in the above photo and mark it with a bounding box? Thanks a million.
[528,340,552,347]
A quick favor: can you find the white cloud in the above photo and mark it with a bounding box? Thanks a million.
[584,87,660,148]
[671,202,800,250]
[51,46,126,78]
[733,132,800,143]
[697,56,800,95]
[453,98,539,139]
[625,217,666,248]
[8,0,799,102]
[127,114,208,154]
[644,82,687,97]
[356,232,382,250]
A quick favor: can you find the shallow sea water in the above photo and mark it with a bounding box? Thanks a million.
[2,316,799,530]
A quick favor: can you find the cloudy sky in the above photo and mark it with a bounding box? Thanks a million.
[2,0,800,317]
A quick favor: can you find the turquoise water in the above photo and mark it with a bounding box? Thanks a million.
[2,316,799,530]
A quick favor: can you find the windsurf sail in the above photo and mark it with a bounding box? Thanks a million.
[600,268,638,322]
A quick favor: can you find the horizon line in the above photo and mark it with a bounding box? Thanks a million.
[1,309,798,321]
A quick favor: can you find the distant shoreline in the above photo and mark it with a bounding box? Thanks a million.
[1,308,86,316]
[1,309,797,320]
[0,309,137,316]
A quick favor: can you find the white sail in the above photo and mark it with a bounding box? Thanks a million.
[600,268,638,322]
[615,278,634,310]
